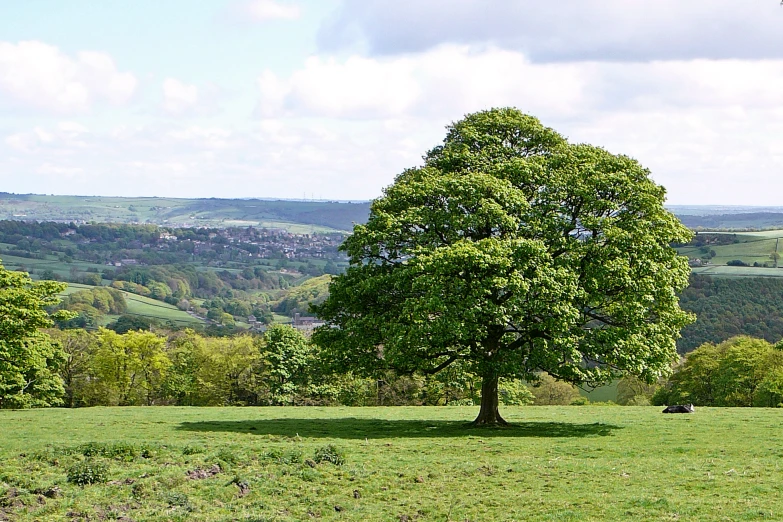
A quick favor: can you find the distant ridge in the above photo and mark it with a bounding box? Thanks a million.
[0,193,371,232]
[2,194,782,232]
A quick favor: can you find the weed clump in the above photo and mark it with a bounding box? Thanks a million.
[77,441,156,462]
[313,444,345,466]
[215,448,239,466]
[164,491,192,511]
[182,444,205,456]
[67,460,109,486]
[265,448,303,464]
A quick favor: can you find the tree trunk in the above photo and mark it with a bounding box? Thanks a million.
[472,373,508,426]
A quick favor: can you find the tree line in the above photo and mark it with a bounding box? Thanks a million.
[16,325,593,409]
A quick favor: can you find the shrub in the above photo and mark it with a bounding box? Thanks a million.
[448,398,475,406]
[215,448,239,465]
[78,442,154,462]
[67,460,109,486]
[264,448,303,464]
[182,444,206,456]
[570,396,590,406]
[313,444,345,466]
[626,395,652,406]
[499,379,535,406]
[530,373,581,405]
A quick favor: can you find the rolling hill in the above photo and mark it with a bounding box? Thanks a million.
[0,193,370,233]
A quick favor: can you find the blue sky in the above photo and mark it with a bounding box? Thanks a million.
[1,0,783,204]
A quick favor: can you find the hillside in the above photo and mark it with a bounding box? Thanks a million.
[0,193,370,233]
[675,229,783,276]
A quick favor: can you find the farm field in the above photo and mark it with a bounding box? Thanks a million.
[690,265,783,277]
[0,253,108,280]
[1,407,782,521]
[58,283,204,328]
[677,229,783,271]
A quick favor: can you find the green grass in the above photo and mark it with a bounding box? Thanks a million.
[676,230,783,274]
[57,283,204,327]
[2,406,782,521]
[691,265,783,277]
[0,253,107,279]
[122,293,203,326]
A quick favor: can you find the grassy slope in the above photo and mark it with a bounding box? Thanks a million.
[59,283,204,327]
[1,406,781,521]
[0,253,107,279]
[677,229,783,276]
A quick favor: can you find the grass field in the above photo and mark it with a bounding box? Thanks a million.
[0,253,107,280]
[676,230,783,274]
[690,265,783,278]
[1,406,782,521]
[58,283,204,327]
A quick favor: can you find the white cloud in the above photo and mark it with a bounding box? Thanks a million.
[249,46,783,204]
[257,55,421,118]
[243,0,301,22]
[162,78,199,115]
[256,46,783,120]
[0,41,136,113]
[319,0,783,63]
[256,46,595,120]
[37,163,84,176]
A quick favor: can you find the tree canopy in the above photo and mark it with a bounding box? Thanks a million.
[655,336,783,407]
[0,258,71,408]
[313,108,694,425]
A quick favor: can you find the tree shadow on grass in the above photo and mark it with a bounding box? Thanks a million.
[176,418,621,439]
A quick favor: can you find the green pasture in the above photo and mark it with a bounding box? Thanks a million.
[690,265,783,278]
[1,406,782,521]
[715,229,783,239]
[57,283,204,327]
[0,253,106,279]
[122,293,203,326]
[677,230,783,272]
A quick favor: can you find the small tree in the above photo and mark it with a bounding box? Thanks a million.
[262,324,312,405]
[92,329,170,405]
[530,374,581,406]
[0,259,72,408]
[313,108,693,425]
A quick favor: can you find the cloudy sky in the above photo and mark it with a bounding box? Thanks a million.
[1,0,782,204]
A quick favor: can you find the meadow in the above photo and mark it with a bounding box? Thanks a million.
[677,229,783,272]
[59,283,204,328]
[2,406,782,521]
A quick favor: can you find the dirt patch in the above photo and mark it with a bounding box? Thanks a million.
[186,464,221,480]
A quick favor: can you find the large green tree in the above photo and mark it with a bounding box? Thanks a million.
[0,259,71,408]
[313,108,693,425]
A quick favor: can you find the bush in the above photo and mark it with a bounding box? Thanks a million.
[570,396,590,406]
[78,441,155,461]
[530,373,581,405]
[448,398,475,406]
[265,448,303,465]
[626,395,651,406]
[313,444,345,466]
[727,259,749,267]
[67,460,109,485]
[499,379,535,405]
